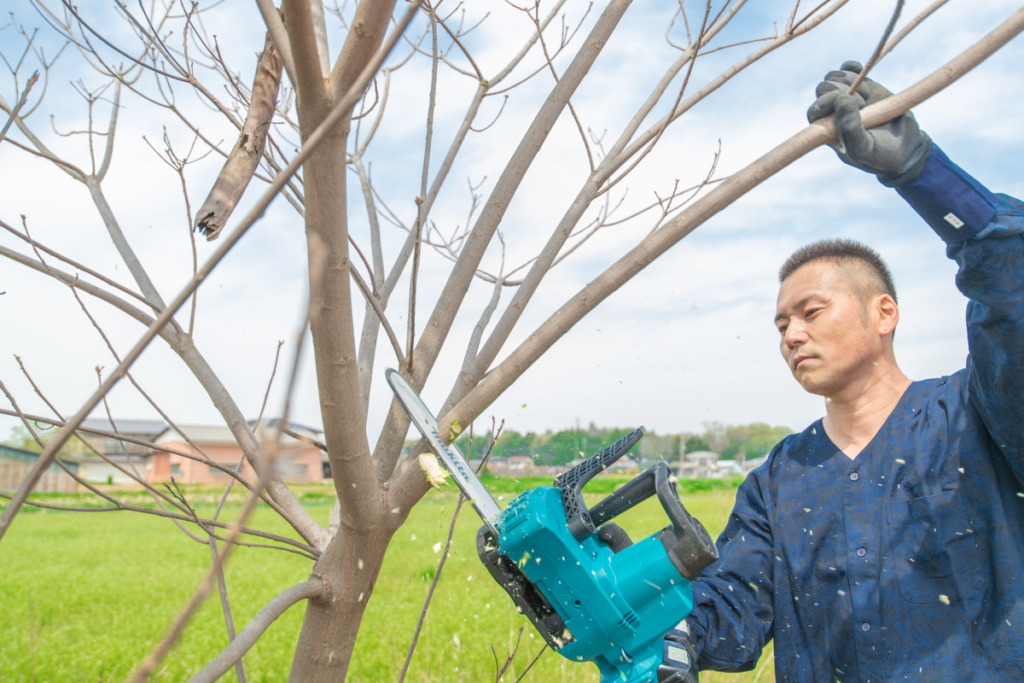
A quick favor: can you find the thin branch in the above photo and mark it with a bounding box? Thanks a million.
[0,218,151,305]
[398,493,467,682]
[0,376,156,510]
[0,490,319,558]
[399,426,499,681]
[358,0,571,375]
[208,534,247,683]
[254,0,297,84]
[422,0,762,432]
[187,578,326,683]
[409,0,630,385]
[513,643,549,682]
[351,265,407,366]
[876,0,951,63]
[52,0,188,82]
[0,70,38,145]
[846,0,905,94]
[127,473,270,682]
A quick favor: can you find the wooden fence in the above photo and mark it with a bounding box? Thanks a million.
[0,445,80,494]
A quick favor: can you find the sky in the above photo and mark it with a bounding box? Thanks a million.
[1,1,1023,450]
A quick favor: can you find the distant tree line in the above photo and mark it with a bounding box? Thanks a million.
[6,420,794,470]
[468,421,794,467]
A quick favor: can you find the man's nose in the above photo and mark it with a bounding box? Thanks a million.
[783,321,807,347]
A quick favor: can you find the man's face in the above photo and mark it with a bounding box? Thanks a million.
[774,260,889,397]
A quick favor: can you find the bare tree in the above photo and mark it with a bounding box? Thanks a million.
[2,1,1022,680]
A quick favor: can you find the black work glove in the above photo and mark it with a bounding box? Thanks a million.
[806,60,931,187]
[658,619,699,683]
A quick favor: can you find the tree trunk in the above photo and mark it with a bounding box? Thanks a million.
[289,521,398,680]
[282,2,399,676]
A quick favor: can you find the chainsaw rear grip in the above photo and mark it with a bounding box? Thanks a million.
[590,461,718,580]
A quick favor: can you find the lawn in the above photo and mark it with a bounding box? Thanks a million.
[0,480,773,682]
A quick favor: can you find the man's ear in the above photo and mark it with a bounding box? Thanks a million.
[876,294,899,336]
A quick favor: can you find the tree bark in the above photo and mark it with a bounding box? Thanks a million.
[284,1,399,678]
[289,522,397,680]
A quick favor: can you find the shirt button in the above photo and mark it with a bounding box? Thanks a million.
[861,623,871,632]
[849,472,860,481]
[856,547,867,557]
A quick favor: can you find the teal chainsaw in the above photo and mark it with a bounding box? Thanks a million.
[386,369,717,682]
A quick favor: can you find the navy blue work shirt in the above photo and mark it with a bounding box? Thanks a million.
[687,146,1024,682]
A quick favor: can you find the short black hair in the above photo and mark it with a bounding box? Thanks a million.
[778,238,897,303]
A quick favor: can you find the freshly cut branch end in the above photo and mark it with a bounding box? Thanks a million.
[419,453,449,488]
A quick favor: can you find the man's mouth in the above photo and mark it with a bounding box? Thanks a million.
[791,353,813,370]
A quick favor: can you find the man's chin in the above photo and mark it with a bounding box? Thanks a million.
[794,373,831,397]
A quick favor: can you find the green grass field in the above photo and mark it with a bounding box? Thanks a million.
[0,480,773,682]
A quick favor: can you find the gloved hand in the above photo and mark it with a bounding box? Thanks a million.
[658,619,699,683]
[806,60,931,187]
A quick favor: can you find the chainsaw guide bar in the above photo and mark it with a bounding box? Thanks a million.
[385,369,502,533]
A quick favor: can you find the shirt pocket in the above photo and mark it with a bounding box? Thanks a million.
[886,489,986,604]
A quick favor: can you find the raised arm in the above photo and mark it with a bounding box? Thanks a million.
[809,60,1024,480]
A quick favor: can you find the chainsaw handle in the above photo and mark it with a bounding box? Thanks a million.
[554,427,646,541]
[590,462,718,580]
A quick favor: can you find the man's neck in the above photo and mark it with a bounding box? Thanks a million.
[822,366,912,459]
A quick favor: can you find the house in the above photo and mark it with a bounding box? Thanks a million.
[0,444,80,494]
[487,455,542,476]
[78,419,167,485]
[147,421,328,485]
[742,455,769,473]
[74,418,328,485]
[676,450,743,479]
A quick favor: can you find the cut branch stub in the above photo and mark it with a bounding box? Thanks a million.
[194,34,283,241]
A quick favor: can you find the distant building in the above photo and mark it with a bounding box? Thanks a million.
[676,450,743,479]
[0,444,80,494]
[484,457,567,478]
[78,419,167,484]
[742,455,769,473]
[149,421,328,485]
[487,455,542,476]
[74,418,328,485]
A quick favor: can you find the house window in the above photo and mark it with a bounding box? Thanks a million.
[209,462,238,477]
[170,464,182,476]
[275,462,308,478]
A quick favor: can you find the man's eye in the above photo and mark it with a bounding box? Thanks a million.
[805,307,821,318]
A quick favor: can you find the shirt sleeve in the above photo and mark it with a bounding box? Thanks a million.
[686,467,775,672]
[896,146,1024,480]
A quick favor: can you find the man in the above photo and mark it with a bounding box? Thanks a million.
[680,62,1024,681]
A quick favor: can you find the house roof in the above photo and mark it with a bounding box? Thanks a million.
[0,444,39,459]
[682,450,720,462]
[155,425,240,446]
[155,422,322,447]
[0,444,79,471]
[248,418,322,435]
[76,418,321,448]
[81,418,167,437]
